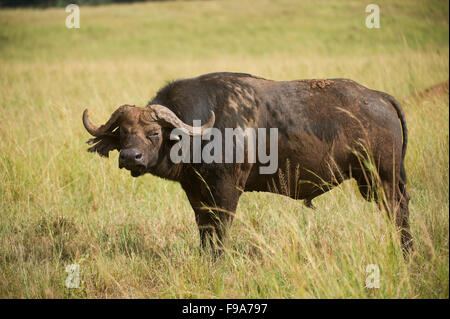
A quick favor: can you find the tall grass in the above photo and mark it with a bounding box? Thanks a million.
[0,0,448,298]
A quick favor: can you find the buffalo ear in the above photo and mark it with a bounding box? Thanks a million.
[86,130,120,158]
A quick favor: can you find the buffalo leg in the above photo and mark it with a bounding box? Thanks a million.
[182,176,243,255]
[380,179,413,254]
[355,169,413,255]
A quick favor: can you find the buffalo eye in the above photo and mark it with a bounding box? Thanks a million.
[146,132,159,139]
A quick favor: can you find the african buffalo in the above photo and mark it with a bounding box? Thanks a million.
[82,72,412,254]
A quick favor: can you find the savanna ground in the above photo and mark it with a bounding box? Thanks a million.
[0,0,448,298]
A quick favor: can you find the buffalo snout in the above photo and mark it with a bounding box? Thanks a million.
[119,149,145,170]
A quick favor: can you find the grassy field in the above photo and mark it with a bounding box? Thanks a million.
[0,0,448,298]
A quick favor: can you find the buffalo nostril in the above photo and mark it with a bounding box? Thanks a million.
[135,153,143,161]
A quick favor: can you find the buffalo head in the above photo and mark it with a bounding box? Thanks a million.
[82,104,215,177]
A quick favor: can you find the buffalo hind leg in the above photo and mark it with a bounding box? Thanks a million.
[355,172,413,255]
[380,179,413,255]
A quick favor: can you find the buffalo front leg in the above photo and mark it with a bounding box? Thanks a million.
[183,178,243,255]
[195,204,236,254]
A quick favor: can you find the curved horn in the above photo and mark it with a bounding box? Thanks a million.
[83,105,131,137]
[150,104,215,136]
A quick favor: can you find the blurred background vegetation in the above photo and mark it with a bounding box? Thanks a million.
[0,0,152,8]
